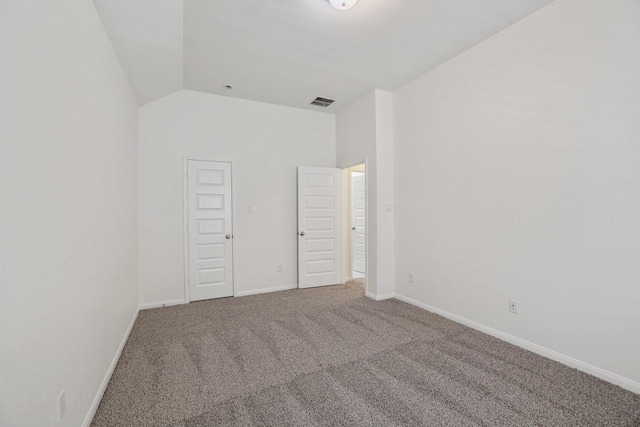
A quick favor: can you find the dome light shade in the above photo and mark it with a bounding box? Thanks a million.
[328,0,359,10]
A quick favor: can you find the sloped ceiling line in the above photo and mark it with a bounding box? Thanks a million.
[94,0,554,112]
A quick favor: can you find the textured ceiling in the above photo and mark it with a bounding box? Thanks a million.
[94,0,554,112]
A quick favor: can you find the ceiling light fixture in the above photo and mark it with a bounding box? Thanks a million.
[328,0,358,10]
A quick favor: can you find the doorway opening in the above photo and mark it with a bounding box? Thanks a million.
[296,162,367,294]
[343,163,366,291]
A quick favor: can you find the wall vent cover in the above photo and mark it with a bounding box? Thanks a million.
[310,97,335,107]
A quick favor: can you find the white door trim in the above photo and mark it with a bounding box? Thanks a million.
[183,156,237,303]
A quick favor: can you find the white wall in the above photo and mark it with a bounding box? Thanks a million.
[0,1,139,426]
[93,0,184,105]
[139,90,335,304]
[336,92,378,295]
[336,89,394,299]
[374,90,395,298]
[394,0,640,391]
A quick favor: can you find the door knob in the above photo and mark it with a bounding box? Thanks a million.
[352,227,356,230]
[299,231,305,236]
[226,235,231,239]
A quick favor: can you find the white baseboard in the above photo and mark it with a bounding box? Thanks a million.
[82,307,139,427]
[140,286,302,307]
[236,284,298,297]
[366,292,395,301]
[393,293,640,395]
[139,298,186,310]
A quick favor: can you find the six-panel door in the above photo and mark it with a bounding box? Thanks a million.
[187,160,234,301]
[351,172,366,275]
[297,166,342,289]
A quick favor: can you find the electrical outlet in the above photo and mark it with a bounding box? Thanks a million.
[509,300,518,314]
[277,264,283,273]
[57,390,66,422]
[409,272,415,283]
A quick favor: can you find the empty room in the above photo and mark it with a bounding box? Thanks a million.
[1,0,639,426]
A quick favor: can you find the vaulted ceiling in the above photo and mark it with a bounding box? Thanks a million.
[93,0,554,112]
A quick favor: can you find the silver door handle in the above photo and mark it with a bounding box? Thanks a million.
[226,235,231,239]
[299,231,305,236]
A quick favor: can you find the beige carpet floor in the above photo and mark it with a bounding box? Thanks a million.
[92,281,640,426]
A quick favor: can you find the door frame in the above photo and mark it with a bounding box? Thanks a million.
[183,156,237,303]
[342,158,369,296]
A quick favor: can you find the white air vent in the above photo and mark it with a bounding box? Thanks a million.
[310,97,335,107]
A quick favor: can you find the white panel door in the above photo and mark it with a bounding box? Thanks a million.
[351,172,366,275]
[298,166,342,289]
[187,160,234,301]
